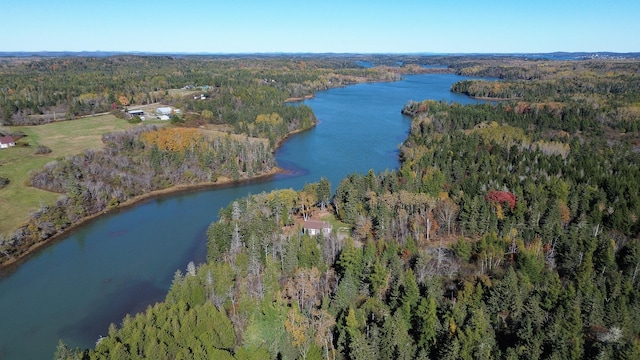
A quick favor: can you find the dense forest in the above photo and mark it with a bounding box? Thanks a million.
[52,57,640,359]
[448,59,640,132]
[1,126,275,266]
[0,55,409,126]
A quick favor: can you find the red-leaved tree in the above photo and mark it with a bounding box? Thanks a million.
[485,190,517,210]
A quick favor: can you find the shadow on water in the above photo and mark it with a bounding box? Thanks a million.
[273,159,309,180]
[58,280,167,346]
[59,221,211,347]
[180,223,210,271]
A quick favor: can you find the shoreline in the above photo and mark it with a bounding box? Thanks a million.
[0,70,398,271]
[274,118,318,149]
[0,167,283,272]
[0,100,321,272]
[284,94,315,103]
[469,95,514,101]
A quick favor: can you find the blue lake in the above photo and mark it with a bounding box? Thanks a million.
[0,73,485,359]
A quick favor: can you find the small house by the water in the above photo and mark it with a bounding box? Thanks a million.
[303,220,332,236]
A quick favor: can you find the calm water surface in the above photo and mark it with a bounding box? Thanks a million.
[0,74,484,359]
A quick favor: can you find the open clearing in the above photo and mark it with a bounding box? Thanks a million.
[0,114,265,237]
[0,114,138,236]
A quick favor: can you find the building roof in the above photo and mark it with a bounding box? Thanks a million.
[0,136,15,144]
[303,220,331,230]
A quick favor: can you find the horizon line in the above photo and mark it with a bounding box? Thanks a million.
[1,50,640,57]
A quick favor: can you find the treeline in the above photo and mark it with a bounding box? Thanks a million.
[448,59,640,132]
[0,126,275,266]
[449,58,640,81]
[402,99,605,139]
[0,55,403,126]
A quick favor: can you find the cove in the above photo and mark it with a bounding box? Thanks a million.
[0,73,485,359]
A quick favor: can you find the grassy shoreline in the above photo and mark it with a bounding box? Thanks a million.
[0,114,139,235]
[0,166,282,272]
[0,115,317,270]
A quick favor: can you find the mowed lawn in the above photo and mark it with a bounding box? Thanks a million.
[0,114,138,236]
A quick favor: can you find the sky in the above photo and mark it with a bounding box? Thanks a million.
[1,0,639,54]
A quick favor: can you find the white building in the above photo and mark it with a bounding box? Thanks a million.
[303,220,332,236]
[0,136,15,149]
[127,109,144,117]
[156,107,173,116]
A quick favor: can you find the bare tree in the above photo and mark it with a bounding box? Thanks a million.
[436,197,458,236]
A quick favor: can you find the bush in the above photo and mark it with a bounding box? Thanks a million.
[170,114,184,124]
[34,145,52,154]
[452,237,473,261]
[110,109,127,119]
[128,115,142,124]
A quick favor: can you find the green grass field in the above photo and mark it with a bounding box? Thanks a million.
[0,114,138,236]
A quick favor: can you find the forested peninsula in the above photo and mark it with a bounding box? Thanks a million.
[45,56,640,359]
[0,55,422,268]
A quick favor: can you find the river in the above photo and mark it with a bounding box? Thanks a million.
[0,73,485,359]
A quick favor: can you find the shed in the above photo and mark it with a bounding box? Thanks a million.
[156,107,173,116]
[127,109,145,117]
[0,136,15,149]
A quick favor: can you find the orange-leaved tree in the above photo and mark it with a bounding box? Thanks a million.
[140,128,204,152]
